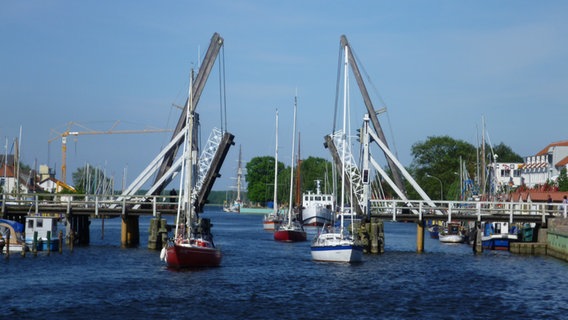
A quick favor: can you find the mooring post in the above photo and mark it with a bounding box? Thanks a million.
[148,214,168,250]
[473,223,483,254]
[47,231,51,255]
[33,231,38,256]
[370,219,379,254]
[121,215,140,248]
[416,220,425,253]
[58,231,63,254]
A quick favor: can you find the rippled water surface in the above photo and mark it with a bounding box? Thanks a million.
[2,207,568,319]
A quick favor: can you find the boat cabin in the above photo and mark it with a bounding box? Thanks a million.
[25,216,60,251]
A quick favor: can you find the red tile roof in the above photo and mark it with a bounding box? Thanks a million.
[556,156,568,167]
[508,191,568,202]
[536,140,568,156]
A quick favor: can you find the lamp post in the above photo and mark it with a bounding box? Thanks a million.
[426,173,443,200]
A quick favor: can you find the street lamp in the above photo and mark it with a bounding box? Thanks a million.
[425,173,443,200]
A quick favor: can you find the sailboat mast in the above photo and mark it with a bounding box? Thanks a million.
[340,45,349,230]
[236,145,242,202]
[288,97,298,226]
[481,117,486,198]
[273,109,279,215]
[295,132,301,208]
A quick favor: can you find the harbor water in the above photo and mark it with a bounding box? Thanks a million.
[2,206,567,319]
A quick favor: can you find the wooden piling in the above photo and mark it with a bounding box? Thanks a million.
[33,231,38,256]
[148,216,168,250]
[58,231,63,254]
[416,220,425,253]
[121,215,140,248]
[473,225,483,254]
[47,231,51,255]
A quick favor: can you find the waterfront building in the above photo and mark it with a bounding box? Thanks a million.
[520,140,568,188]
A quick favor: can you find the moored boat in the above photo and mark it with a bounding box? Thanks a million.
[481,221,518,250]
[25,216,60,251]
[438,222,465,243]
[427,224,440,239]
[0,219,29,253]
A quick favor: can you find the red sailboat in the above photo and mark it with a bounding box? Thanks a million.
[274,96,306,242]
[161,69,221,268]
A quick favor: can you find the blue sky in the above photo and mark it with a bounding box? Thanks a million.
[1,1,567,191]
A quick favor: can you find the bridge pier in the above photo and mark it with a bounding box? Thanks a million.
[148,215,168,250]
[359,218,383,254]
[121,215,139,248]
[67,214,90,245]
[416,220,425,253]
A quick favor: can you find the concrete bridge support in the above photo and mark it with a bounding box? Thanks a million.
[121,215,139,248]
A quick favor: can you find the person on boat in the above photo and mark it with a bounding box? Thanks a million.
[547,195,553,216]
[169,189,177,209]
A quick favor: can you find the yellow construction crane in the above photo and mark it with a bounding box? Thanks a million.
[48,121,172,184]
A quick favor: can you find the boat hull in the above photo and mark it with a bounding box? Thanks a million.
[274,229,307,242]
[302,206,333,227]
[164,243,222,268]
[439,234,464,243]
[311,232,363,262]
[311,244,363,262]
[481,236,517,250]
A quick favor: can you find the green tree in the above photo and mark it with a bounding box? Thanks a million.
[299,157,333,195]
[558,167,568,192]
[491,142,523,162]
[410,135,477,200]
[245,156,285,204]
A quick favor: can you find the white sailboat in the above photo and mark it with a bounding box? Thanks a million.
[274,98,307,242]
[311,41,363,262]
[224,145,242,213]
[263,109,283,231]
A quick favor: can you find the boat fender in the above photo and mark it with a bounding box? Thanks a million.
[160,247,166,261]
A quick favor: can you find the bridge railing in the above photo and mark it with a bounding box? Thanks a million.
[370,199,568,222]
[1,193,179,217]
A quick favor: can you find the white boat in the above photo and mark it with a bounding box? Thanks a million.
[301,179,334,227]
[438,222,465,243]
[274,98,307,242]
[0,218,29,253]
[263,109,283,231]
[161,69,221,268]
[311,42,362,263]
[25,216,61,251]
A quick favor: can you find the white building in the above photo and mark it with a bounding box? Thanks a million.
[520,140,568,188]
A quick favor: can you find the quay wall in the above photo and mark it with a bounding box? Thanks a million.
[546,218,568,262]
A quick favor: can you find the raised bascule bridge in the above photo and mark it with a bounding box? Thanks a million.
[1,33,234,250]
[2,34,567,258]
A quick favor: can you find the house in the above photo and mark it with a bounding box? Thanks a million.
[0,154,34,194]
[520,140,568,188]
